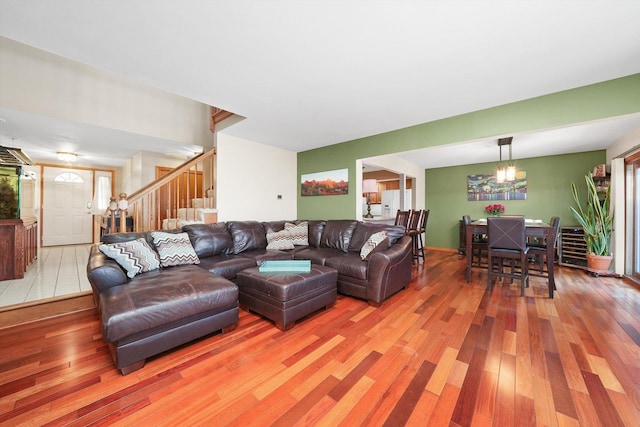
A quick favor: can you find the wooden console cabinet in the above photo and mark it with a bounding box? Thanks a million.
[0,218,38,280]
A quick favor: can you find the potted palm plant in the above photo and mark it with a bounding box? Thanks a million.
[569,173,613,271]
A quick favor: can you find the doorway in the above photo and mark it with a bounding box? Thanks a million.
[42,167,93,246]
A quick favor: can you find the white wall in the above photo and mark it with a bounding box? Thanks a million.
[0,36,211,146]
[216,134,297,221]
[606,128,640,162]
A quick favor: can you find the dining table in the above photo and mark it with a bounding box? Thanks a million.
[465,219,556,298]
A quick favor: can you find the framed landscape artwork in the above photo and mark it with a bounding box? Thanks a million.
[467,172,527,201]
[301,168,349,196]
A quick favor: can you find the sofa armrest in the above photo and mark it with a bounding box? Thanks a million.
[365,235,413,304]
[86,245,128,294]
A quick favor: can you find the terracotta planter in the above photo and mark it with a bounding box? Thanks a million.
[586,253,612,272]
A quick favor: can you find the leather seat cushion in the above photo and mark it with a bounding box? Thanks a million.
[325,253,368,280]
[239,249,293,263]
[100,265,238,342]
[293,247,345,265]
[198,256,257,280]
[348,223,405,251]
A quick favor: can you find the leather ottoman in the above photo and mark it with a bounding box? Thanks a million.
[236,265,338,331]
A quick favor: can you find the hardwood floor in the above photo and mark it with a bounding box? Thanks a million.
[1,251,638,426]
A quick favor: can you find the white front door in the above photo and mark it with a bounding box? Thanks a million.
[42,167,93,246]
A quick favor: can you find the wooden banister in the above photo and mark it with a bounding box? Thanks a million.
[104,148,216,234]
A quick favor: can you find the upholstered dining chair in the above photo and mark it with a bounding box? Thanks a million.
[394,210,411,230]
[487,216,529,296]
[462,215,487,267]
[527,216,560,278]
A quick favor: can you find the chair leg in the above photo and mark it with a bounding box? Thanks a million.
[520,252,529,296]
[418,233,425,262]
[487,253,493,291]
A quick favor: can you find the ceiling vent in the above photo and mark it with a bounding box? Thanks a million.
[0,145,34,166]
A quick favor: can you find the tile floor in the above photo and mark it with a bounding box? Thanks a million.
[0,244,92,308]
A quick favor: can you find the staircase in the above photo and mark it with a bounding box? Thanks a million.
[104,107,232,234]
[105,148,217,233]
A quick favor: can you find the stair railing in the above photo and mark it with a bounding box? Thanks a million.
[104,148,216,233]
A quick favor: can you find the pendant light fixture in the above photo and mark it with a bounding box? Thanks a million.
[496,137,515,183]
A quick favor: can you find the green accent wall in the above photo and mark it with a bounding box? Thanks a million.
[297,74,640,236]
[425,150,604,249]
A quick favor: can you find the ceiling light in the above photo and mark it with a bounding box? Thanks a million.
[57,151,77,163]
[496,137,515,183]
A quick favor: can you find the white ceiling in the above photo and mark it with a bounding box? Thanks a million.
[0,0,639,168]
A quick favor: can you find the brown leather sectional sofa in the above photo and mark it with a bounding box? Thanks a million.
[87,219,413,374]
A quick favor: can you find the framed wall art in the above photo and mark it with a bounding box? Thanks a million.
[467,172,527,201]
[301,168,349,196]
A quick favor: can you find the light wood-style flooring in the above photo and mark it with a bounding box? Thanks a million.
[0,245,92,308]
[1,251,639,426]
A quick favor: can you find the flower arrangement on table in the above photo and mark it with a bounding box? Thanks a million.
[485,204,505,216]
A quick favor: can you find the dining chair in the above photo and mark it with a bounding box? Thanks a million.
[487,216,529,296]
[462,215,487,267]
[394,209,411,230]
[527,216,560,277]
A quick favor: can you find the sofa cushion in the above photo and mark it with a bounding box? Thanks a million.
[239,249,293,264]
[284,221,309,246]
[227,221,268,254]
[151,231,200,267]
[349,223,404,251]
[294,247,345,265]
[266,229,295,250]
[183,223,234,258]
[99,238,161,279]
[325,253,368,281]
[198,255,257,280]
[262,220,289,234]
[307,220,326,247]
[319,220,358,252]
[99,265,238,342]
[360,231,389,260]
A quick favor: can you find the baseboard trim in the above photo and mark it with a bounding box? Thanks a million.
[0,292,95,329]
[425,246,457,253]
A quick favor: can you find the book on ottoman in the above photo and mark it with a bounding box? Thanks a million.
[259,260,311,273]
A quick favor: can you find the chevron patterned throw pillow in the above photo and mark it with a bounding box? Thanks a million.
[151,231,200,267]
[99,238,161,278]
[266,229,295,250]
[360,231,389,260]
[284,221,309,246]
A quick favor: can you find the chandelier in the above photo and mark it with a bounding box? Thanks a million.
[496,137,515,183]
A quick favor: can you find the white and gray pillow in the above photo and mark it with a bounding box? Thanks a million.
[151,231,200,267]
[99,238,161,278]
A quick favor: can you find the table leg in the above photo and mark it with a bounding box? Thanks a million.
[546,227,555,298]
[466,224,472,283]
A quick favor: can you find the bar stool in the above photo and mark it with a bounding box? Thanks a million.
[394,209,411,230]
[406,209,422,263]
